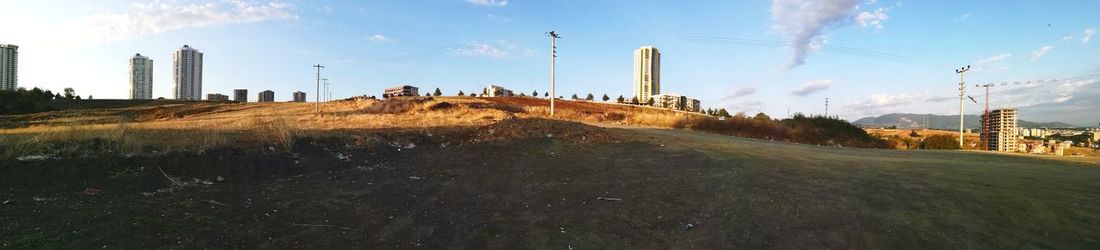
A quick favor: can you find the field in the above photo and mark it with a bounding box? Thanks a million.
[1,97,1099,248]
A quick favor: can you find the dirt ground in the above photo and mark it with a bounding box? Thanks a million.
[3,121,1099,248]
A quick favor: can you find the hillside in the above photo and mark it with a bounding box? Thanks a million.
[853,113,1077,129]
[1,97,1099,248]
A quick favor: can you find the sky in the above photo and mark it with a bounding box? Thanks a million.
[1,0,1098,126]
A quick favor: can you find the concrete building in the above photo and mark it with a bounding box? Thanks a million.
[383,85,418,98]
[0,44,17,91]
[981,108,1018,152]
[483,85,514,97]
[292,91,307,102]
[234,89,248,102]
[651,93,701,112]
[258,90,274,102]
[173,45,203,100]
[129,53,153,99]
[206,93,229,101]
[633,46,660,102]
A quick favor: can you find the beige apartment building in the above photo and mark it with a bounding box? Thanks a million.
[633,46,660,102]
[982,108,1018,151]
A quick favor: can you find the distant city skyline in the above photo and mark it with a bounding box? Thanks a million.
[1,0,1098,125]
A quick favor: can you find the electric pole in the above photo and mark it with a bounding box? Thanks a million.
[955,65,970,148]
[313,64,324,112]
[547,31,560,116]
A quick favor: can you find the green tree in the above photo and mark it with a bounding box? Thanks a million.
[717,108,731,117]
[753,112,771,121]
[602,94,610,102]
[63,88,75,100]
[457,90,465,96]
[631,96,639,104]
[571,94,578,100]
[585,93,594,101]
[433,88,442,96]
[532,90,538,96]
[646,98,654,106]
[920,134,961,150]
[617,95,625,103]
[544,92,549,97]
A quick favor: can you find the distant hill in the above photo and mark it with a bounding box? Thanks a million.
[852,113,1076,130]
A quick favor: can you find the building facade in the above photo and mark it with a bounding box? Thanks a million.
[0,44,17,91]
[293,91,307,102]
[384,85,418,98]
[258,90,275,102]
[651,93,701,112]
[483,85,514,97]
[633,46,660,103]
[129,53,153,99]
[982,108,1018,151]
[234,89,248,102]
[173,45,203,100]
[206,93,229,101]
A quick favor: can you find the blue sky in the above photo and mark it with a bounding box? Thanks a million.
[2,0,1098,125]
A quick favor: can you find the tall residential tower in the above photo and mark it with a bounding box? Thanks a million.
[0,44,17,91]
[633,46,660,103]
[129,53,153,99]
[173,45,203,100]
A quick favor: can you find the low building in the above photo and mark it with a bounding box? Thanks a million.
[482,85,514,97]
[206,93,229,101]
[384,85,418,98]
[234,89,248,102]
[651,93,701,112]
[292,91,307,102]
[258,90,274,102]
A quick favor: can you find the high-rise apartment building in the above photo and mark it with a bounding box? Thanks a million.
[633,46,660,103]
[982,108,1018,152]
[173,45,203,100]
[234,89,248,102]
[258,90,274,102]
[0,44,17,91]
[206,93,229,101]
[292,91,307,102]
[129,53,153,99]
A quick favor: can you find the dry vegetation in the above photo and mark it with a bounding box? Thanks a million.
[0,96,890,159]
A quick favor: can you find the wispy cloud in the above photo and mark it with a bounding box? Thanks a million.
[722,86,758,100]
[81,0,298,43]
[367,34,390,42]
[791,80,832,96]
[466,0,508,7]
[1082,28,1096,44]
[770,0,862,69]
[972,52,1012,73]
[844,92,928,117]
[1029,46,1052,61]
[454,40,532,59]
[952,13,971,21]
[855,7,889,30]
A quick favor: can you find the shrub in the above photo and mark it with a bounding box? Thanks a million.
[920,134,960,150]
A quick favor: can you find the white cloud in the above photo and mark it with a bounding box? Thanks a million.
[454,40,530,59]
[1081,28,1096,44]
[855,7,889,29]
[722,86,758,100]
[843,92,928,117]
[791,80,833,96]
[467,0,508,7]
[1062,35,1074,41]
[1029,46,1052,61]
[368,34,390,42]
[770,0,862,69]
[82,0,298,43]
[972,53,1012,73]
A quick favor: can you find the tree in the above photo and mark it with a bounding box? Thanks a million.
[646,98,654,106]
[920,134,960,150]
[617,95,625,103]
[469,93,477,97]
[425,93,432,97]
[571,94,578,100]
[63,88,75,100]
[433,88,442,96]
[717,108,731,117]
[88,95,93,100]
[585,93,594,101]
[458,90,465,96]
[602,94,610,102]
[753,112,771,121]
[532,90,539,97]
[631,96,639,104]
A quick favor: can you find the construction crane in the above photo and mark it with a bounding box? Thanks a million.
[975,83,996,150]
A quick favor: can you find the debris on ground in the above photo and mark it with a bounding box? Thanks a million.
[680,223,696,231]
[336,153,350,161]
[15,155,53,161]
[2,200,13,205]
[194,178,214,185]
[83,188,102,195]
[596,197,623,201]
[208,200,228,207]
[216,176,225,182]
[408,176,423,180]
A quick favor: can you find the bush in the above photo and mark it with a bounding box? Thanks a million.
[920,134,960,150]
[0,88,57,114]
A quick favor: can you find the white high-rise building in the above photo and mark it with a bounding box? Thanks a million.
[129,53,153,99]
[173,45,203,100]
[633,46,660,103]
[0,44,17,91]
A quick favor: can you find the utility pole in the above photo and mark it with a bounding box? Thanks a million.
[313,64,324,112]
[976,83,995,150]
[955,65,970,148]
[547,31,560,116]
[825,98,829,118]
